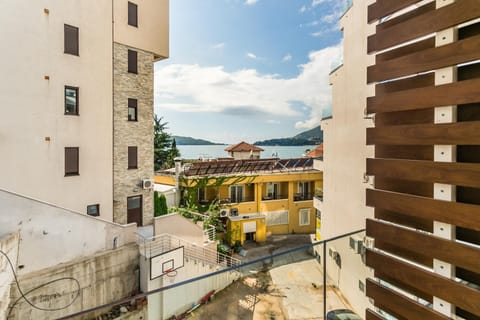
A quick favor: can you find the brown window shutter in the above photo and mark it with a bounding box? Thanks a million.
[128,146,138,169]
[65,147,79,175]
[128,50,138,74]
[128,2,138,27]
[64,24,79,56]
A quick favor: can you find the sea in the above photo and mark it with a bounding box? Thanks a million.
[177,145,318,160]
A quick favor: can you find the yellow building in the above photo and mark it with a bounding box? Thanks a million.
[155,158,323,245]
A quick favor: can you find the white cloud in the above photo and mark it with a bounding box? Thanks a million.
[154,43,343,130]
[246,52,257,59]
[311,0,332,7]
[311,25,338,37]
[299,5,307,13]
[282,53,292,62]
[267,119,281,124]
[244,0,258,5]
[212,42,225,49]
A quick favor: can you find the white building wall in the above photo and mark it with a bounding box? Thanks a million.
[0,0,114,219]
[318,0,376,315]
[0,189,136,275]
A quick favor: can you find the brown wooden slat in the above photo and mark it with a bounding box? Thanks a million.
[368,34,480,83]
[376,37,435,63]
[366,309,386,320]
[459,21,480,40]
[366,279,450,320]
[368,78,480,114]
[367,0,421,23]
[367,121,480,145]
[375,238,432,268]
[375,209,433,232]
[375,109,434,126]
[374,270,433,303]
[367,189,480,232]
[457,226,480,246]
[367,158,480,188]
[368,0,480,52]
[375,73,434,96]
[367,219,480,273]
[375,145,433,161]
[366,249,480,315]
[375,177,433,197]
[376,2,436,32]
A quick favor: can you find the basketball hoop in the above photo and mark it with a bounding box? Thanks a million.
[165,269,177,284]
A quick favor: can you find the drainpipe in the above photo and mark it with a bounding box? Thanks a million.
[174,157,183,206]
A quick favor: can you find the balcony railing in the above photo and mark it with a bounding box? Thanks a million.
[262,194,288,201]
[220,196,255,204]
[293,193,314,201]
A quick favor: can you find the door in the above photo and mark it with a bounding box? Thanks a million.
[127,195,142,226]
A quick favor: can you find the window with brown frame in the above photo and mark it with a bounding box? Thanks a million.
[65,86,79,115]
[128,98,137,121]
[128,2,138,27]
[64,24,79,56]
[128,50,138,74]
[128,146,138,169]
[65,147,79,176]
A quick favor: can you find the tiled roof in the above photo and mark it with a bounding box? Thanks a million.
[306,144,323,157]
[224,141,264,152]
[183,158,314,176]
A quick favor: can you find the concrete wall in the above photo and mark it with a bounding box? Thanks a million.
[0,233,19,320]
[113,0,169,60]
[113,42,155,226]
[0,189,136,275]
[0,0,114,219]
[154,213,206,245]
[318,0,375,315]
[8,244,139,320]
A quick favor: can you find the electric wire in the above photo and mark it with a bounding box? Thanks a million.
[0,249,81,318]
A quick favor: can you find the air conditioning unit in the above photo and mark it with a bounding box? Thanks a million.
[219,208,230,217]
[349,236,363,254]
[142,179,154,189]
[328,247,338,259]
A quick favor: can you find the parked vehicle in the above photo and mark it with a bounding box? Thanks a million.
[327,309,362,320]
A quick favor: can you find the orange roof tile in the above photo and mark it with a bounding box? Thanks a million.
[225,141,264,152]
[306,144,323,157]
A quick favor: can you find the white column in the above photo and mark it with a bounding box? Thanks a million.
[433,0,456,316]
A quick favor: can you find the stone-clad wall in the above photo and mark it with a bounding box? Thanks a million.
[113,42,154,226]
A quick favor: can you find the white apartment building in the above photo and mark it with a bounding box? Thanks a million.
[314,0,375,314]
[0,0,168,225]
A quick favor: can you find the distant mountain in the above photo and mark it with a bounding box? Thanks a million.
[254,126,323,146]
[173,135,224,145]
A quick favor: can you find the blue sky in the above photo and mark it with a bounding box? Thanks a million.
[154,0,346,144]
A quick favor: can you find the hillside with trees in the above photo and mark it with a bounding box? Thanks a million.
[254,125,323,146]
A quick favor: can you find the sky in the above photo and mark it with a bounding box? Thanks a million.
[154,0,347,144]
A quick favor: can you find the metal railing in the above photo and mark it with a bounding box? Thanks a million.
[293,193,314,201]
[261,194,288,201]
[139,233,241,269]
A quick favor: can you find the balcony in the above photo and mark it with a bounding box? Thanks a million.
[221,196,255,204]
[293,193,314,202]
[262,194,288,201]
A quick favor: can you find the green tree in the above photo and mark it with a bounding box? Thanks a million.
[154,191,161,217]
[159,194,168,215]
[154,115,181,170]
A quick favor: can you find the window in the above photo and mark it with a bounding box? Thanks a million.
[128,49,138,74]
[230,185,243,203]
[266,210,289,226]
[299,208,310,226]
[198,187,206,202]
[87,204,100,216]
[64,24,79,56]
[128,146,138,169]
[128,98,137,121]
[266,182,280,199]
[65,147,79,176]
[65,86,79,115]
[128,2,138,27]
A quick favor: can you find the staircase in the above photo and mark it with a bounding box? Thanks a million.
[138,233,241,270]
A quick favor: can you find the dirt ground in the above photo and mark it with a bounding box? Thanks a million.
[187,271,285,320]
